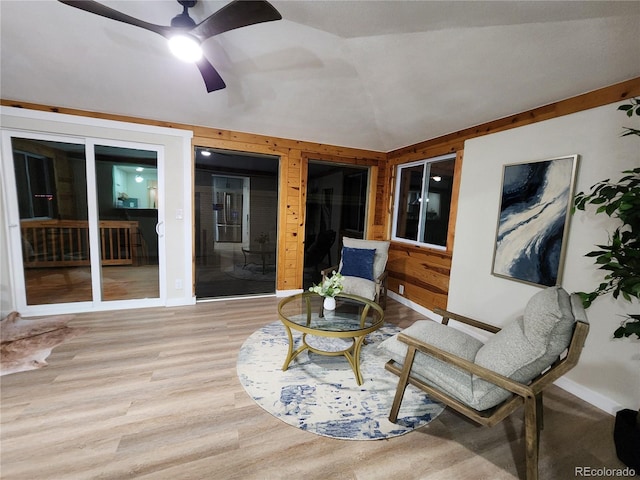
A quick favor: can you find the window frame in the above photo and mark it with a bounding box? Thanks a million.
[391,153,456,251]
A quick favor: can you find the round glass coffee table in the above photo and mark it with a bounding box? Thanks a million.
[277,292,384,385]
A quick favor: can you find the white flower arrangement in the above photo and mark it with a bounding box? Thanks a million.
[309,271,344,298]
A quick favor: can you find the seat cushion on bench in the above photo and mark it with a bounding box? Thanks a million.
[341,275,377,301]
[379,320,484,405]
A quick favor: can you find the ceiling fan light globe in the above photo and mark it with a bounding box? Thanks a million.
[168,34,203,63]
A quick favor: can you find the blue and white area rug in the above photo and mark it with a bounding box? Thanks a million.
[237,321,444,440]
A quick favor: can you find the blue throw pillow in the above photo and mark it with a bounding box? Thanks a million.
[341,247,376,281]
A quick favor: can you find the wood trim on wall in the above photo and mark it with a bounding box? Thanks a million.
[387,77,640,164]
[300,152,386,242]
[446,150,464,252]
[1,101,386,294]
[4,76,638,301]
[0,99,387,160]
[190,135,386,292]
[383,77,640,312]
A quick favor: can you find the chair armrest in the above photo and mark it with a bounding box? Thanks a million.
[433,308,501,334]
[375,270,388,284]
[397,332,533,398]
[321,265,340,279]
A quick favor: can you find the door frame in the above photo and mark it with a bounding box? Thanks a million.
[1,105,195,315]
[1,130,167,315]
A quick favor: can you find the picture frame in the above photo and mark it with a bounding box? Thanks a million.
[491,154,579,287]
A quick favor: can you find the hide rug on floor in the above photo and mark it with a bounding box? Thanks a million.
[237,321,444,440]
[1,312,85,376]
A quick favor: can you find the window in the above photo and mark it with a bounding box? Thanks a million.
[392,154,456,249]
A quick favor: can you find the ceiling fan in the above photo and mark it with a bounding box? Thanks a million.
[57,0,282,92]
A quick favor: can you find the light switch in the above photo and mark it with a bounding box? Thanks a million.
[176,209,183,220]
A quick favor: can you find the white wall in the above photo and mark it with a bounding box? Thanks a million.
[0,108,194,315]
[449,101,640,413]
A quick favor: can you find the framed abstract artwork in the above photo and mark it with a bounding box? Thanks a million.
[492,155,579,287]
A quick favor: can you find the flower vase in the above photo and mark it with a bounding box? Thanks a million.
[323,296,336,311]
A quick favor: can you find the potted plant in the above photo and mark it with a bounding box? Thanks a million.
[309,271,344,310]
[572,98,640,471]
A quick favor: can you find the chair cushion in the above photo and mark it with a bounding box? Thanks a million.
[472,286,576,410]
[341,276,376,300]
[379,320,484,406]
[380,287,578,412]
[341,237,390,279]
[340,246,376,280]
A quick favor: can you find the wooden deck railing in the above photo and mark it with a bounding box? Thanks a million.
[21,220,143,267]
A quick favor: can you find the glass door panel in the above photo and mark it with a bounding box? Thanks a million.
[303,162,369,290]
[95,145,159,301]
[194,147,278,298]
[11,137,93,305]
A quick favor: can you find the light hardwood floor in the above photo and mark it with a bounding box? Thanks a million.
[0,297,624,480]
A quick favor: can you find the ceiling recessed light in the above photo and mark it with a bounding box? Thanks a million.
[201,150,211,157]
[136,167,144,172]
[432,176,442,182]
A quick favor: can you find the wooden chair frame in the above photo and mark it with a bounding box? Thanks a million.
[385,307,589,480]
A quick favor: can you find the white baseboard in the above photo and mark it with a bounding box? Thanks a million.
[387,291,618,416]
[554,377,623,415]
[166,296,196,307]
[388,291,440,320]
[276,289,304,297]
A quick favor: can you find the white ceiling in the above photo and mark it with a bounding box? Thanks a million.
[1,1,639,152]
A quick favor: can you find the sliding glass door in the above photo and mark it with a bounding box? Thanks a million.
[194,147,279,298]
[11,137,94,305]
[95,144,160,301]
[3,132,163,311]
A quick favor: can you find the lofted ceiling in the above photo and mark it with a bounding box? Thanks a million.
[1,0,639,152]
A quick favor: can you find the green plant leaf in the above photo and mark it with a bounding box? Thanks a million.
[574,100,640,338]
[613,319,640,339]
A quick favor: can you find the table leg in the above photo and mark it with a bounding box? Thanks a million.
[344,335,367,385]
[281,325,308,371]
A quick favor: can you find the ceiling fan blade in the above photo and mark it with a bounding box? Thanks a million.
[57,0,172,38]
[196,57,226,92]
[190,0,282,42]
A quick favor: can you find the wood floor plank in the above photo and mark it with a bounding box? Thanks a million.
[0,297,625,479]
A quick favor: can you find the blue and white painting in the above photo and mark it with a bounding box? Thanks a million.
[492,155,578,287]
